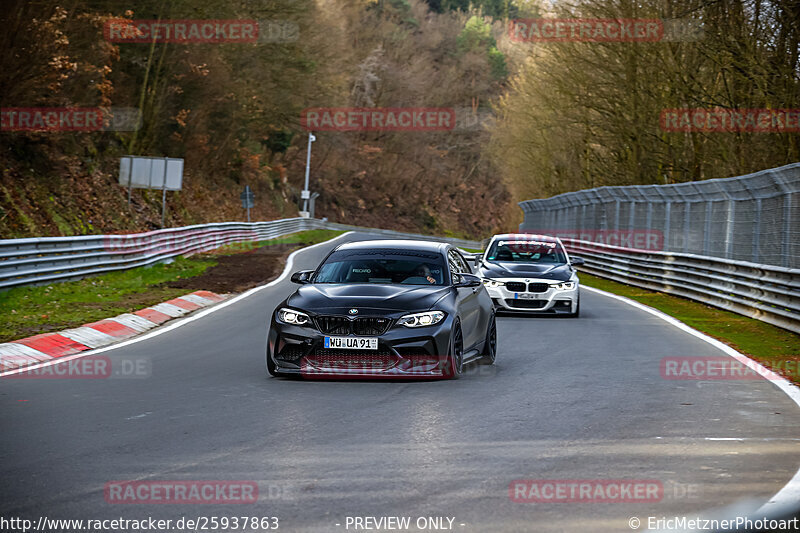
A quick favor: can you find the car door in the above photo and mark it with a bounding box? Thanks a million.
[448,249,482,351]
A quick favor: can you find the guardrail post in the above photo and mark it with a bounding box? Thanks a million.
[628,201,636,232]
[724,199,735,259]
[752,198,762,263]
[683,202,691,253]
[783,193,792,268]
[703,200,713,256]
[581,204,587,232]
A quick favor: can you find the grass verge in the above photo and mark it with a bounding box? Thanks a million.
[0,229,344,342]
[578,271,800,385]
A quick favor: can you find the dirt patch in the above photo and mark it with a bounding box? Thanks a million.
[164,244,302,294]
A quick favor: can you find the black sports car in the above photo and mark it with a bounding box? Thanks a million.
[267,239,497,379]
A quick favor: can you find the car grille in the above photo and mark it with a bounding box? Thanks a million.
[354,317,392,335]
[314,316,391,335]
[528,282,549,293]
[505,298,547,309]
[307,348,395,370]
[277,344,306,361]
[315,316,351,334]
[505,281,551,293]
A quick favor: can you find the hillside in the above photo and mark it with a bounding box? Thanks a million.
[0,0,513,238]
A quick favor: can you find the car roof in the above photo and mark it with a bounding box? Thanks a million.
[334,239,449,253]
[490,233,561,243]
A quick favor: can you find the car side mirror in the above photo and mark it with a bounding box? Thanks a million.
[570,256,585,266]
[454,273,482,288]
[290,270,313,284]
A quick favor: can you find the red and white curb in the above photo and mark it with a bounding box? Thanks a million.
[0,291,226,372]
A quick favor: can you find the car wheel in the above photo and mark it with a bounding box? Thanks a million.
[443,322,464,379]
[479,315,497,365]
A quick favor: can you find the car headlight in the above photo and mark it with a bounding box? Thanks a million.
[398,311,446,328]
[278,308,311,326]
[552,282,576,290]
[482,278,505,288]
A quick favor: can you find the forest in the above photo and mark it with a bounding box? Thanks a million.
[1,0,797,237]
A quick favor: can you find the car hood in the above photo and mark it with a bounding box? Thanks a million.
[287,283,450,314]
[479,261,573,281]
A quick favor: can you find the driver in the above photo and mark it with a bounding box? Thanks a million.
[414,264,437,284]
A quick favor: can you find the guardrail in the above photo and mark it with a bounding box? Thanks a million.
[0,218,320,290]
[518,163,800,269]
[0,218,481,291]
[562,238,800,334]
[3,218,796,333]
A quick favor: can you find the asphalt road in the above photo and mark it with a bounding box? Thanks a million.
[2,232,799,533]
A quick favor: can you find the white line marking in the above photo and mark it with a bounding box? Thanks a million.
[581,285,800,513]
[0,231,353,378]
[126,411,152,420]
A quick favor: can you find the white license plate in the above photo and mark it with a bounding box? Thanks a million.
[514,293,539,300]
[324,336,378,350]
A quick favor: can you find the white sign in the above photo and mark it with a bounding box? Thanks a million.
[119,156,183,191]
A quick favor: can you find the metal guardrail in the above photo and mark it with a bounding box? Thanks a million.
[0,218,319,290]
[519,163,800,269]
[0,218,481,291]
[2,217,796,334]
[562,238,800,334]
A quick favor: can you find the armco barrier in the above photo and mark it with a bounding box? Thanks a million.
[0,218,316,289]
[561,238,800,334]
[518,163,800,269]
[0,218,481,290]
[2,218,796,333]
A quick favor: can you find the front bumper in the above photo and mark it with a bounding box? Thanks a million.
[485,280,578,313]
[268,317,454,379]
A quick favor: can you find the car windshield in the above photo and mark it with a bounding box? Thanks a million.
[486,239,568,264]
[314,249,446,285]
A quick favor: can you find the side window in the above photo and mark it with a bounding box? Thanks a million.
[455,251,471,273]
[447,250,462,279]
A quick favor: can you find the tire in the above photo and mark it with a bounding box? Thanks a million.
[443,322,464,379]
[479,315,497,365]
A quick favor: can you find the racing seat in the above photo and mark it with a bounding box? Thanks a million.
[496,249,513,261]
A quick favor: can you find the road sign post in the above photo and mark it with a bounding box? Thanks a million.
[161,157,168,228]
[240,185,255,222]
[118,155,184,228]
[302,132,316,214]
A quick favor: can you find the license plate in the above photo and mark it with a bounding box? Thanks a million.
[324,336,378,350]
[514,293,538,300]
